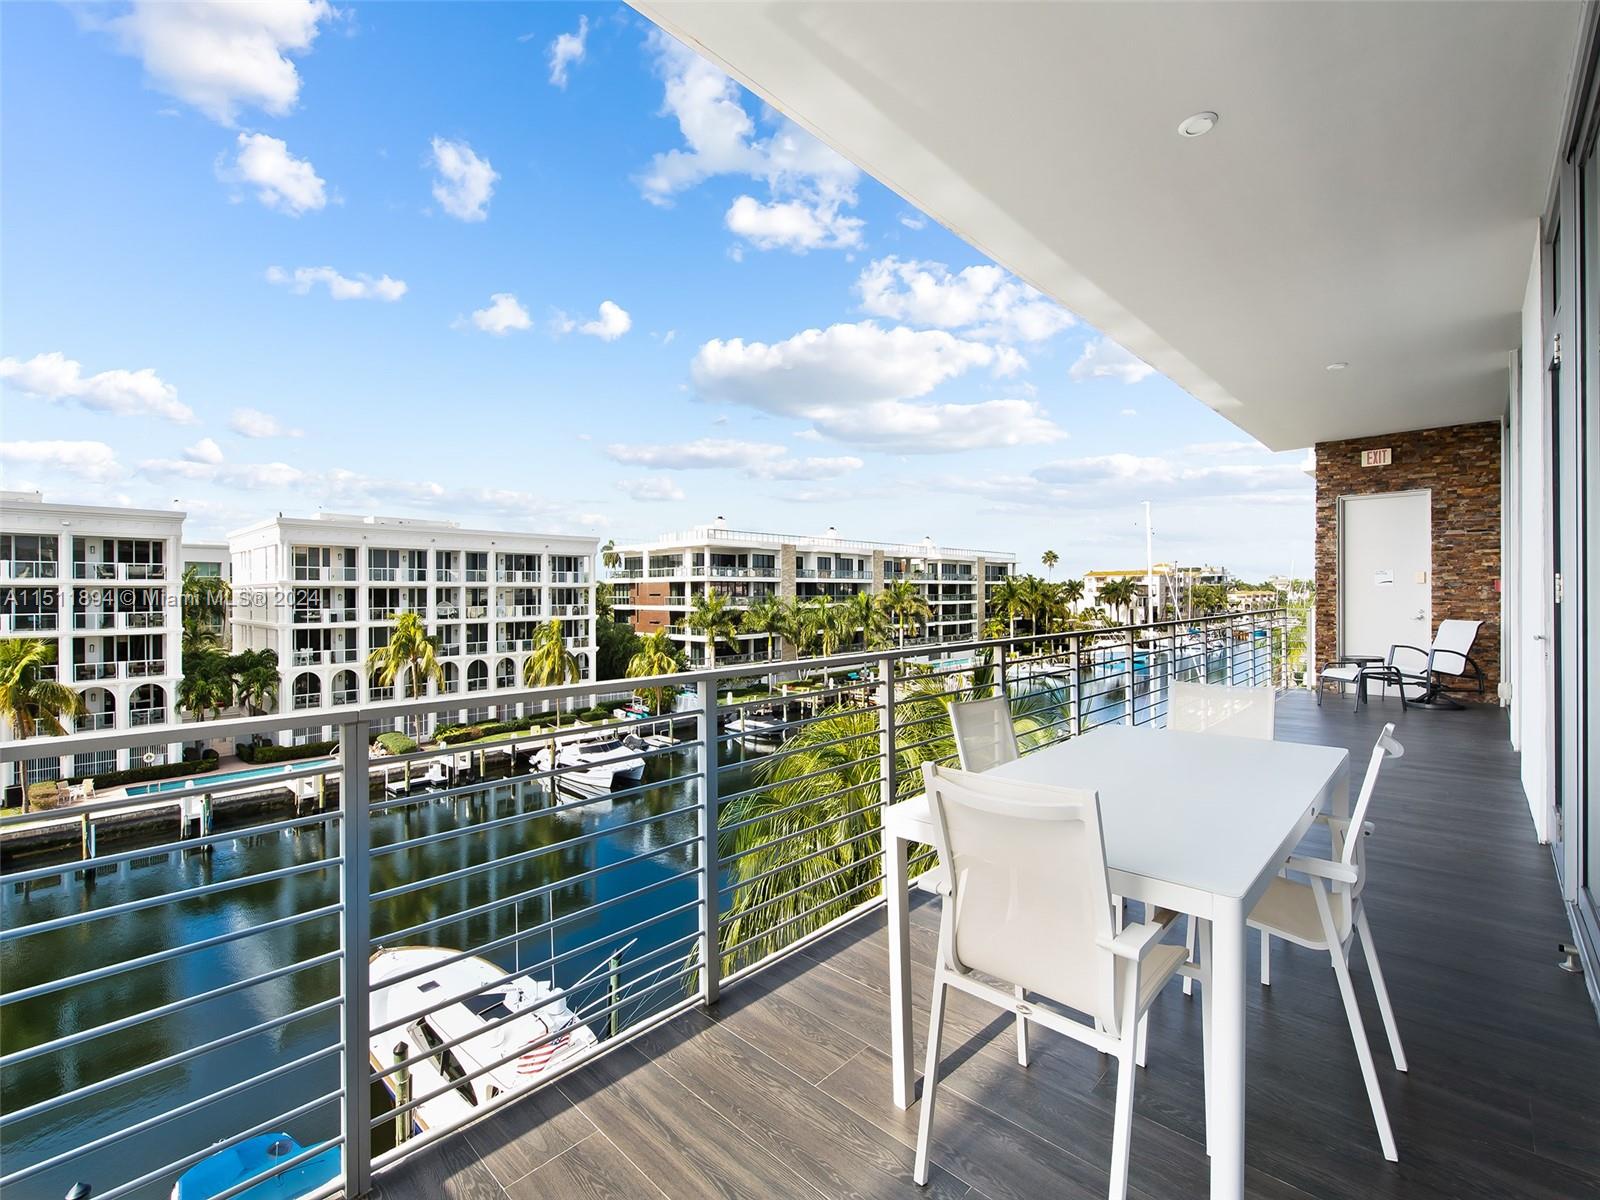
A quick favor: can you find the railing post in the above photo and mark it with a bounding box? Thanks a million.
[877,655,898,810]
[338,719,372,1200]
[1125,627,1136,726]
[1072,633,1084,735]
[995,641,1009,701]
[695,679,721,1007]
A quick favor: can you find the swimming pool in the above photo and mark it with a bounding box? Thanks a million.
[126,759,334,797]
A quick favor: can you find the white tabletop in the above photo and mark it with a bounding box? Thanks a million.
[884,726,1349,903]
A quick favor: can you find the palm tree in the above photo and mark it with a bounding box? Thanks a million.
[842,590,892,651]
[1060,577,1086,611]
[878,579,931,646]
[234,649,280,715]
[685,590,741,669]
[367,610,444,738]
[525,618,584,797]
[742,595,788,663]
[1,641,84,811]
[1097,577,1141,625]
[988,576,1024,637]
[780,596,819,658]
[1016,575,1054,635]
[181,564,232,647]
[0,639,84,739]
[1041,549,1059,577]
[178,666,233,722]
[801,595,851,657]
[600,539,622,572]
[627,630,685,717]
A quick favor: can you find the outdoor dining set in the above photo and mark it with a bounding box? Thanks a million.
[883,679,1410,1200]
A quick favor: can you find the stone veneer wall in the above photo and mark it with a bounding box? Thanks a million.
[1314,421,1502,701]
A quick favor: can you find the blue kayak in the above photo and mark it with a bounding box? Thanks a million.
[171,1133,339,1200]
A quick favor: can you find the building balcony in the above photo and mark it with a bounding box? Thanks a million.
[610,569,645,580]
[550,570,589,584]
[3,613,58,633]
[291,650,326,666]
[497,569,541,583]
[496,605,542,619]
[128,708,165,727]
[549,603,590,617]
[369,567,399,582]
[4,559,60,580]
[496,638,535,653]
[7,608,1597,1200]
[436,569,458,582]
[75,711,115,732]
[464,569,489,583]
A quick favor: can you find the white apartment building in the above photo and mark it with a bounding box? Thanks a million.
[0,491,184,794]
[1083,562,1228,622]
[612,519,1015,665]
[228,513,598,738]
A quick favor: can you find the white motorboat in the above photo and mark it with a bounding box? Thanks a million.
[536,734,647,794]
[369,947,598,1136]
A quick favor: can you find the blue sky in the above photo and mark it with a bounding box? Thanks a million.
[0,2,1313,579]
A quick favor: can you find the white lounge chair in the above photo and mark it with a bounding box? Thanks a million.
[1248,723,1408,1160]
[1362,618,1486,709]
[913,762,1194,1199]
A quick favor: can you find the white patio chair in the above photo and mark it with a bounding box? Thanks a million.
[1168,679,1275,739]
[948,696,1019,772]
[1248,722,1408,1161]
[1168,681,1274,992]
[1364,618,1485,709]
[913,762,1194,1199]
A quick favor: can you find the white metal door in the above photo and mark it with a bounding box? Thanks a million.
[1339,491,1432,659]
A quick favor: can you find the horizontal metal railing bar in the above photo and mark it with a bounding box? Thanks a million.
[718,797,880,868]
[0,950,343,1069]
[717,748,885,806]
[0,994,343,1128]
[373,735,683,797]
[371,804,699,903]
[0,610,1283,759]
[1,808,345,885]
[718,777,882,835]
[720,856,880,927]
[0,902,343,1006]
[370,907,703,1037]
[0,855,338,943]
[369,770,700,859]
[0,1045,341,1187]
[720,824,882,895]
[378,858,701,948]
[372,932,701,1079]
[368,755,692,821]
[376,959,696,1126]
[93,1099,340,1200]
[721,875,884,960]
[894,730,954,756]
[0,762,343,830]
[721,890,890,990]
[716,721,883,771]
[716,697,886,746]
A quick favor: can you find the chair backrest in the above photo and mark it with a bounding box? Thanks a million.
[948,696,1020,773]
[1428,619,1482,677]
[921,762,1121,1029]
[1167,681,1275,740]
[1340,722,1403,907]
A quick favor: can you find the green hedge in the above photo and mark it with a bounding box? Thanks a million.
[61,757,215,790]
[374,732,418,755]
[238,739,338,764]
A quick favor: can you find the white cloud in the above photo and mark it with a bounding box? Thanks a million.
[101,0,337,125]
[639,31,862,251]
[548,16,588,88]
[141,456,305,489]
[616,476,686,502]
[471,293,532,335]
[856,257,1072,343]
[184,437,224,464]
[219,132,326,215]
[1121,408,1138,417]
[230,407,304,438]
[429,137,497,222]
[1,351,194,423]
[605,438,863,481]
[725,195,863,252]
[581,300,632,341]
[0,440,122,483]
[899,214,927,231]
[688,321,1055,452]
[1069,337,1155,384]
[266,265,407,301]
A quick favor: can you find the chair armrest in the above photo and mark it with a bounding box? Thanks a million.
[1099,920,1170,962]
[1285,855,1358,885]
[1389,644,1429,658]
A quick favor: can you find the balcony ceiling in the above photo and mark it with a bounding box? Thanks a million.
[633,1,1586,449]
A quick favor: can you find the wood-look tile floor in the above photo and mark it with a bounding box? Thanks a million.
[373,694,1600,1200]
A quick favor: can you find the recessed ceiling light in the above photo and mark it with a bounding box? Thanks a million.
[1177,111,1218,138]
[1325,362,1349,372]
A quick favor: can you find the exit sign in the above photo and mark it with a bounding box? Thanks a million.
[1361,448,1392,467]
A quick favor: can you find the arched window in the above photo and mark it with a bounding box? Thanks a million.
[467,659,489,692]
[77,686,115,732]
[331,670,358,705]
[292,673,322,711]
[495,657,517,690]
[439,663,459,694]
[130,683,165,726]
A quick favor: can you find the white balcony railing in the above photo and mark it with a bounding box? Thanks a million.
[3,559,59,580]
[368,567,399,582]
[4,613,58,633]
[497,569,541,583]
[549,570,588,584]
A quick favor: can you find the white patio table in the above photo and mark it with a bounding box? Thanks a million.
[881,725,1349,1200]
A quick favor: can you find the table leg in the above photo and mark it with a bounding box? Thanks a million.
[886,832,915,1109]
[1209,900,1246,1199]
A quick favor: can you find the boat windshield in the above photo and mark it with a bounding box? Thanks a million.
[462,991,512,1022]
[410,1018,478,1108]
